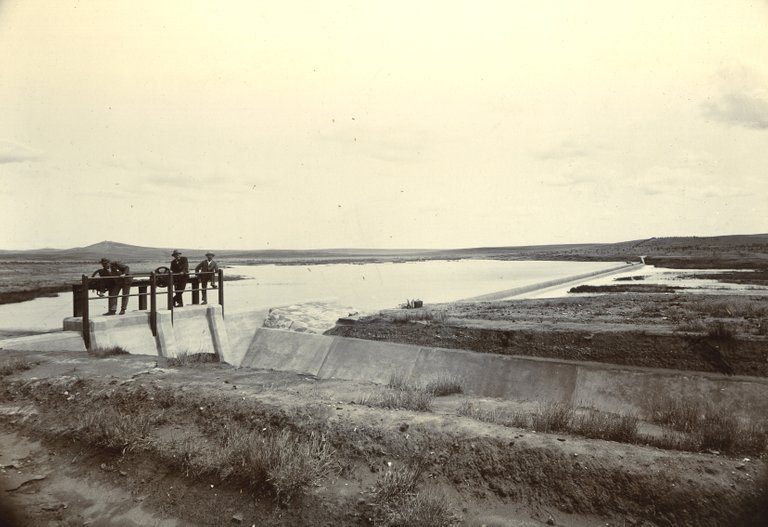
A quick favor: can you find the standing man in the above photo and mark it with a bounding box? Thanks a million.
[170,250,189,307]
[195,252,219,304]
[93,258,132,315]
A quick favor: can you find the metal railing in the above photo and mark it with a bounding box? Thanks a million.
[72,269,224,349]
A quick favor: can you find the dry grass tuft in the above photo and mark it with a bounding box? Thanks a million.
[89,346,129,358]
[358,388,433,412]
[0,358,34,377]
[367,463,459,527]
[76,408,152,453]
[424,373,464,396]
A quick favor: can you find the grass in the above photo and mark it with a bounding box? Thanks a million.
[644,394,768,456]
[0,358,34,377]
[358,388,434,412]
[366,463,459,527]
[13,377,337,504]
[571,410,639,443]
[424,373,464,396]
[389,309,448,324]
[76,408,153,454]
[358,372,465,412]
[218,427,336,503]
[166,351,220,367]
[89,345,129,358]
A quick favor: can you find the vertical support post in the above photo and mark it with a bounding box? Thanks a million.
[72,284,83,317]
[217,269,224,317]
[167,274,174,311]
[80,275,90,350]
[150,273,157,336]
[138,285,148,310]
[191,277,200,305]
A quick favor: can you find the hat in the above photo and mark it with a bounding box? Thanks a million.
[205,252,215,257]
[100,257,110,264]
[172,250,182,256]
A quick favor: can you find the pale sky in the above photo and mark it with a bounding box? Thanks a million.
[1,1,767,250]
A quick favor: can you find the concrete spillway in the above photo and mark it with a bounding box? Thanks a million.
[457,261,643,302]
[1,298,767,422]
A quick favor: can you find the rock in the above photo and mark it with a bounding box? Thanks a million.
[232,512,244,523]
[41,502,67,511]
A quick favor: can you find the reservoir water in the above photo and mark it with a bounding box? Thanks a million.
[0,259,623,335]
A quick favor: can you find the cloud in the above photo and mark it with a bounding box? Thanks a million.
[318,123,428,164]
[0,140,42,164]
[703,91,768,129]
[533,142,589,161]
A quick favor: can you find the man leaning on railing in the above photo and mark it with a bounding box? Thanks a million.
[92,257,132,315]
[195,252,218,304]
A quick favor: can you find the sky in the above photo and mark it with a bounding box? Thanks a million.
[1,1,767,251]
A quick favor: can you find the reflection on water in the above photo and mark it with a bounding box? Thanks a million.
[0,259,623,334]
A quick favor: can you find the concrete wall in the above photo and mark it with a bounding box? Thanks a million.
[61,305,233,359]
[239,329,768,421]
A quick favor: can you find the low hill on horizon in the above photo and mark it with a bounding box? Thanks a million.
[1,234,767,268]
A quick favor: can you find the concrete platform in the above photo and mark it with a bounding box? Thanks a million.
[0,331,86,353]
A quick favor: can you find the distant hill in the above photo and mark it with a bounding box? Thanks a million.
[1,234,767,268]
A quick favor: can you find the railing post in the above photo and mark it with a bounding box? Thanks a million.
[138,285,148,310]
[80,275,90,350]
[217,269,224,317]
[191,276,200,305]
[150,273,157,336]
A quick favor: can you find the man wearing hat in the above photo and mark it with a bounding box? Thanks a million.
[93,258,132,315]
[195,252,219,304]
[170,250,189,307]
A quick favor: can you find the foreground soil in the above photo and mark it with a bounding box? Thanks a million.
[1,349,767,527]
